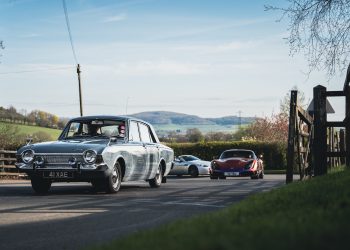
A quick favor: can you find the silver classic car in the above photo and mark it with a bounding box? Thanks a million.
[169,155,211,177]
[16,116,174,194]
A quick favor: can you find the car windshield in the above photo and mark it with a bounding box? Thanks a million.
[181,155,200,161]
[62,120,126,139]
[220,151,254,159]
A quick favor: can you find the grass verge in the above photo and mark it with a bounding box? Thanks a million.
[91,167,350,250]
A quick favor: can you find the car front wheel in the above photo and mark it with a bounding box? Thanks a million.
[149,164,162,188]
[31,176,51,194]
[188,165,199,178]
[106,162,122,193]
[259,170,264,179]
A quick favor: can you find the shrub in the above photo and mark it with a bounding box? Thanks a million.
[166,141,286,170]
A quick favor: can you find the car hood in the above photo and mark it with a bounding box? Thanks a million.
[17,139,109,155]
[214,158,253,169]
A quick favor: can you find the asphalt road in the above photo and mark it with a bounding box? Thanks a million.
[0,175,285,250]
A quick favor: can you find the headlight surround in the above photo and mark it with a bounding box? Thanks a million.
[83,150,97,164]
[22,150,35,163]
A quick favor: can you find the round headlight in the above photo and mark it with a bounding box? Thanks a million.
[22,150,34,163]
[83,150,97,164]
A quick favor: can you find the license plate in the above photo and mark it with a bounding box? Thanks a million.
[224,172,240,176]
[43,171,73,179]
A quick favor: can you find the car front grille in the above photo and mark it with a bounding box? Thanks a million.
[37,154,84,165]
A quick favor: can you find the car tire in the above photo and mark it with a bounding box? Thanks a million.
[210,175,218,180]
[149,163,162,188]
[106,162,122,193]
[31,176,51,194]
[91,180,105,192]
[188,165,199,178]
[250,173,259,179]
[259,170,264,179]
[219,176,226,180]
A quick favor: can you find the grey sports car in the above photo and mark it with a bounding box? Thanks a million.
[169,155,211,177]
[16,116,174,194]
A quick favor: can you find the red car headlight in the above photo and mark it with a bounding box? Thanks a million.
[244,161,254,170]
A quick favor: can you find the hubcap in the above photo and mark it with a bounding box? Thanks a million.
[112,166,120,189]
[156,165,162,184]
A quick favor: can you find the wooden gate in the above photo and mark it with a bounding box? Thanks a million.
[287,65,350,183]
[286,90,313,183]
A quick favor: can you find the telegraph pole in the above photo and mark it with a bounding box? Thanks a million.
[77,64,83,116]
[238,110,242,129]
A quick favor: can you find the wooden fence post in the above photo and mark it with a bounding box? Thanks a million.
[287,90,297,183]
[340,129,346,165]
[0,150,4,172]
[313,85,327,176]
[346,85,350,168]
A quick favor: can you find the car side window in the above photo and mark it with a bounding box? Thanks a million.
[129,121,141,142]
[139,123,152,143]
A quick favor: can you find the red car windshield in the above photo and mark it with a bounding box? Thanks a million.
[220,151,254,159]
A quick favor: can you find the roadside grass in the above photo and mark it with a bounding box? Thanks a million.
[0,121,61,139]
[91,167,350,250]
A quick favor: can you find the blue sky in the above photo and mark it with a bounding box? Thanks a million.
[0,0,346,120]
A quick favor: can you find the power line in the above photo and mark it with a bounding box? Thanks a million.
[0,66,73,75]
[62,0,78,64]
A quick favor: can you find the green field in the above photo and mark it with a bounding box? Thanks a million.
[0,122,62,140]
[91,167,349,250]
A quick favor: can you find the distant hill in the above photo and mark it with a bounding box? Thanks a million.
[132,111,255,126]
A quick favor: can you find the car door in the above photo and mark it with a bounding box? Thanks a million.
[177,157,190,174]
[127,120,147,181]
[138,122,160,180]
[171,158,182,174]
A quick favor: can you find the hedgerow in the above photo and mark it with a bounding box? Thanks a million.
[166,141,286,170]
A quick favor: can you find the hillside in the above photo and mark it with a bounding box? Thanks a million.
[131,111,255,135]
[0,122,62,140]
[132,111,255,126]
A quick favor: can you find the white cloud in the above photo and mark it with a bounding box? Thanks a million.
[102,13,127,23]
[174,40,259,54]
[19,33,41,38]
[85,61,210,76]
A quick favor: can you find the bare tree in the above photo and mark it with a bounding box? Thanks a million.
[266,0,350,77]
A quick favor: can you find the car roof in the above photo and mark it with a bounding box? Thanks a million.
[223,149,255,153]
[69,115,149,124]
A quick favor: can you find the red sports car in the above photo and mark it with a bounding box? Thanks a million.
[210,149,264,179]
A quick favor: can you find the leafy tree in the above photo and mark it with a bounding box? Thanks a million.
[266,0,350,77]
[205,131,234,142]
[186,128,204,143]
[0,123,20,149]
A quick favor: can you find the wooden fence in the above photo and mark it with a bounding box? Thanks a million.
[0,150,26,178]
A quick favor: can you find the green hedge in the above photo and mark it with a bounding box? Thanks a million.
[166,141,286,170]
